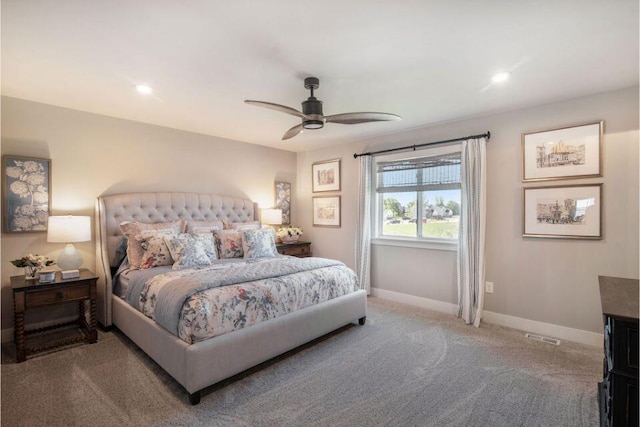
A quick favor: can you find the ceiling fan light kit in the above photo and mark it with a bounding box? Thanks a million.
[245,77,401,140]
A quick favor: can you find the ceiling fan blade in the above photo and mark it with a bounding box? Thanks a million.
[282,124,303,140]
[325,112,402,125]
[245,100,307,119]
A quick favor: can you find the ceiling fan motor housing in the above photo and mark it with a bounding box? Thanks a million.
[302,97,324,129]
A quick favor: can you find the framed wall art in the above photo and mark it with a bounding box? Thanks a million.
[275,181,291,225]
[522,121,603,182]
[312,158,341,193]
[2,155,51,233]
[312,195,341,227]
[522,184,602,239]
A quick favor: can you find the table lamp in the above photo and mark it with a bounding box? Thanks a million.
[47,215,91,271]
[261,208,282,227]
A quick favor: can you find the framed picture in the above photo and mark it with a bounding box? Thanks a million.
[522,121,603,182]
[275,181,291,225]
[313,196,341,227]
[2,155,51,233]
[523,184,602,239]
[312,158,341,193]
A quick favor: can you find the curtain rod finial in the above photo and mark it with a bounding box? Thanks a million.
[487,131,491,139]
[353,153,358,159]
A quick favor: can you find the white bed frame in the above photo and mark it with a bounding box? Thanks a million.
[95,192,367,404]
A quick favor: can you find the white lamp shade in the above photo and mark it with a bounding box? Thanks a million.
[47,216,91,243]
[261,208,282,225]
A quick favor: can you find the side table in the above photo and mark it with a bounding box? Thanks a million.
[276,241,311,258]
[11,269,98,362]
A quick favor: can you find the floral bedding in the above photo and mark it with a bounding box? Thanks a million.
[121,256,358,344]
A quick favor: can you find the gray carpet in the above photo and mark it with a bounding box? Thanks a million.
[1,297,601,427]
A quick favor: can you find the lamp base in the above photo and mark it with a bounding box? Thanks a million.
[57,244,83,271]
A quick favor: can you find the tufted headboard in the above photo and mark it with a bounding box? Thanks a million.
[95,192,258,326]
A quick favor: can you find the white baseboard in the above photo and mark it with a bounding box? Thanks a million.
[1,315,80,344]
[371,288,459,316]
[370,287,602,347]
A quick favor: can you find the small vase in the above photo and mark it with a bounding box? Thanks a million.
[281,236,299,244]
[25,266,42,280]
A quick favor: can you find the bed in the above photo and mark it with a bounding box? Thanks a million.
[95,192,367,404]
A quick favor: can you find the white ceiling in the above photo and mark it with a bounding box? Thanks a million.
[2,1,638,152]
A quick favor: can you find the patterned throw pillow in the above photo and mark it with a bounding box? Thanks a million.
[184,220,224,234]
[242,228,277,259]
[214,229,244,259]
[120,220,185,269]
[198,233,218,262]
[138,232,177,269]
[163,233,212,270]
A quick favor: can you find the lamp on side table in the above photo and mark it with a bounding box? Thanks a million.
[47,215,91,275]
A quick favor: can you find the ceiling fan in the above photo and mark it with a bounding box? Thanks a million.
[245,77,401,140]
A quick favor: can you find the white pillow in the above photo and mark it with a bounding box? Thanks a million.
[242,228,277,259]
[223,220,261,230]
[163,233,212,270]
[184,220,224,234]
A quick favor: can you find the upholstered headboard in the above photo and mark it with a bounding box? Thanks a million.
[95,192,258,326]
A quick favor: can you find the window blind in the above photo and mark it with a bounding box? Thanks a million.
[376,152,461,193]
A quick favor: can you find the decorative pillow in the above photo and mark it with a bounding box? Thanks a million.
[242,228,277,259]
[120,220,184,269]
[214,229,244,259]
[163,233,212,270]
[138,232,176,269]
[223,220,261,230]
[185,220,224,234]
[198,233,218,262]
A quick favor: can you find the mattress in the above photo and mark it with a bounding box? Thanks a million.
[116,256,358,344]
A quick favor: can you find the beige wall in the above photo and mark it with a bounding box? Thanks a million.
[1,96,297,331]
[297,87,639,334]
[3,87,637,337]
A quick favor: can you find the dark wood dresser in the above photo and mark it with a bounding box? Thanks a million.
[598,276,639,427]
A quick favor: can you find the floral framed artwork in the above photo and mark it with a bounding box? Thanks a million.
[275,181,291,225]
[522,121,603,182]
[522,184,602,239]
[312,158,341,193]
[2,155,51,233]
[313,195,341,227]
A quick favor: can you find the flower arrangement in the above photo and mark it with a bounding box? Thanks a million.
[10,254,55,268]
[11,254,55,279]
[276,227,303,238]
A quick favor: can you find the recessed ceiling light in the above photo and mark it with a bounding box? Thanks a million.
[491,72,510,83]
[135,84,153,95]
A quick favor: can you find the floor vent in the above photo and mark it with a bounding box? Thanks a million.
[525,333,560,345]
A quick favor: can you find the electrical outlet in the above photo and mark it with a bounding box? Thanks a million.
[485,281,494,293]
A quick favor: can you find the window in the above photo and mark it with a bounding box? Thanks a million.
[375,149,461,242]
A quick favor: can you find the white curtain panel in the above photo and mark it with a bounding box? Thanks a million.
[355,155,372,294]
[457,137,487,327]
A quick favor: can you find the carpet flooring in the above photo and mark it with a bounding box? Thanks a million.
[1,297,601,426]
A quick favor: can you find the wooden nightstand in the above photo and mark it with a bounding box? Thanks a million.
[276,241,311,258]
[11,269,98,363]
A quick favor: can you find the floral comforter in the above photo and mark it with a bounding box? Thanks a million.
[122,257,358,344]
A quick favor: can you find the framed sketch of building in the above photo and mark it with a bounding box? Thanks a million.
[522,121,602,182]
[312,159,340,193]
[522,184,602,239]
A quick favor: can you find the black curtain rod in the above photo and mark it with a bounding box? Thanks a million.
[352,131,491,159]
